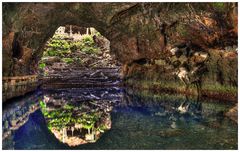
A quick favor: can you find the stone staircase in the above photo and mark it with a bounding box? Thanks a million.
[41,67,121,88]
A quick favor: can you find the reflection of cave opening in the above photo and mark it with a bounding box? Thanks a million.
[41,93,113,147]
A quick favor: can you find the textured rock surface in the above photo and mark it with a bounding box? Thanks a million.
[3,2,237,76]
[225,104,238,123]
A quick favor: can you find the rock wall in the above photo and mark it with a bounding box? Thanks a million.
[3,2,238,77]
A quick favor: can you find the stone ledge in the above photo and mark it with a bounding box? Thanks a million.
[3,75,40,102]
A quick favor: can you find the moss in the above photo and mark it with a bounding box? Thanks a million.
[125,79,237,102]
[176,24,188,37]
[212,2,226,12]
[206,50,237,86]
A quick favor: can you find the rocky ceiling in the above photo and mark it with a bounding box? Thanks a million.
[2,2,237,76]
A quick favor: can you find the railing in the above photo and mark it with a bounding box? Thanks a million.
[2,75,40,102]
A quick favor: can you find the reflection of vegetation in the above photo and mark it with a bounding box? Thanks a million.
[63,104,74,110]
[138,79,236,93]
[43,110,102,131]
[126,79,237,101]
[97,124,108,133]
[39,97,111,142]
[81,112,101,133]
[126,88,232,113]
[39,100,48,116]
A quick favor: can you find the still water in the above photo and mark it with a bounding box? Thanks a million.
[2,87,237,150]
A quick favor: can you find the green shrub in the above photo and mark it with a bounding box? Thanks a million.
[43,36,71,58]
[70,41,82,52]
[70,35,100,54]
[43,49,59,56]
[62,58,74,64]
[81,34,94,46]
[82,46,100,54]
[48,39,70,50]
[42,33,102,67]
[63,104,74,110]
[39,100,46,108]
[39,63,46,69]
[95,32,102,37]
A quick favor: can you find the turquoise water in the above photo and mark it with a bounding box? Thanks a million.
[2,87,237,149]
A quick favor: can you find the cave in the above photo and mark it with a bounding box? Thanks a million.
[38,25,120,88]
[2,2,238,150]
[12,33,23,59]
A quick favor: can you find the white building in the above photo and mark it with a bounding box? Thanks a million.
[55,26,66,34]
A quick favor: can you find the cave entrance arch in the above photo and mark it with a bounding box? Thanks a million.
[38,24,121,88]
[36,26,121,146]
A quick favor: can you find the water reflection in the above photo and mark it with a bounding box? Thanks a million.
[122,89,204,119]
[2,91,43,149]
[2,87,237,149]
[40,87,122,146]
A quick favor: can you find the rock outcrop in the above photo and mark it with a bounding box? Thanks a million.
[225,104,238,123]
[3,2,238,77]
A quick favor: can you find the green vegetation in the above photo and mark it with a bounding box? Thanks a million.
[43,35,71,58]
[62,58,74,64]
[127,79,237,93]
[212,2,226,12]
[95,31,102,37]
[124,49,237,102]
[204,83,237,93]
[39,63,46,69]
[39,99,109,133]
[126,78,237,102]
[69,35,100,54]
[81,112,100,131]
[48,39,70,51]
[63,104,74,110]
[97,124,108,133]
[176,24,188,37]
[41,32,101,67]
[39,100,48,116]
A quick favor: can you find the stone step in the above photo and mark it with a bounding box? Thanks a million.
[43,77,119,83]
[41,67,121,89]
[42,87,122,101]
[46,72,120,77]
[41,81,121,89]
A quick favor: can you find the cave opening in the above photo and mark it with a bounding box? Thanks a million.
[33,25,122,146]
[38,25,121,88]
[2,2,238,150]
